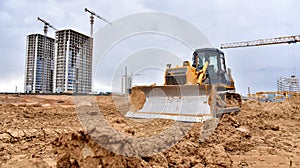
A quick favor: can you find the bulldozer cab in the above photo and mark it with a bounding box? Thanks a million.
[193,48,231,86]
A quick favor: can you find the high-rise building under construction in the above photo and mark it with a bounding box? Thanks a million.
[277,75,300,92]
[53,29,92,94]
[24,34,55,93]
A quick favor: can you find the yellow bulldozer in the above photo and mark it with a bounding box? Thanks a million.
[126,48,241,122]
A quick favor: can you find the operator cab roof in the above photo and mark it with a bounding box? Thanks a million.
[194,48,224,55]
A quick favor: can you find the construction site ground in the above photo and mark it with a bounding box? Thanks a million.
[0,93,300,168]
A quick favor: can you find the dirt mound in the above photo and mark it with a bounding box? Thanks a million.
[52,96,300,167]
[1,94,300,167]
[52,131,146,168]
[50,120,234,167]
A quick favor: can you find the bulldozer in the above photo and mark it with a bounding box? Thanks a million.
[126,48,241,122]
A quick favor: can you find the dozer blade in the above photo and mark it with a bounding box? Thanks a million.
[126,85,214,122]
[126,85,241,122]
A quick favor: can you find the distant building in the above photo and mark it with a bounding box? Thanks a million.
[53,29,92,94]
[277,75,300,92]
[24,34,55,93]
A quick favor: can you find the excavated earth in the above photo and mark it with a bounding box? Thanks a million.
[0,93,300,168]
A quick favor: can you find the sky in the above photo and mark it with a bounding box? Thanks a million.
[0,0,300,95]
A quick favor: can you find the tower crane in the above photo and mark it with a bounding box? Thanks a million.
[221,34,300,49]
[37,17,57,36]
[221,34,300,94]
[37,17,57,93]
[84,8,111,93]
[84,8,112,37]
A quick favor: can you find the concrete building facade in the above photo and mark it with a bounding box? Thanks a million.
[24,34,55,93]
[53,29,92,94]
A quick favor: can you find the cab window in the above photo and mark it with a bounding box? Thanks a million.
[208,54,218,73]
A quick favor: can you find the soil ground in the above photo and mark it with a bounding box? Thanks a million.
[0,94,300,167]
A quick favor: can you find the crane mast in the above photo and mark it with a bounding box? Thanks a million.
[221,35,300,49]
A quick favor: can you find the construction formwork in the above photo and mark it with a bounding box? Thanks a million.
[24,34,55,93]
[54,29,92,94]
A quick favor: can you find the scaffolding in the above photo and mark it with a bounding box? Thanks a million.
[54,29,92,94]
[24,34,55,93]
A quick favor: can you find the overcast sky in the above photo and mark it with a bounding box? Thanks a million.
[0,0,300,95]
